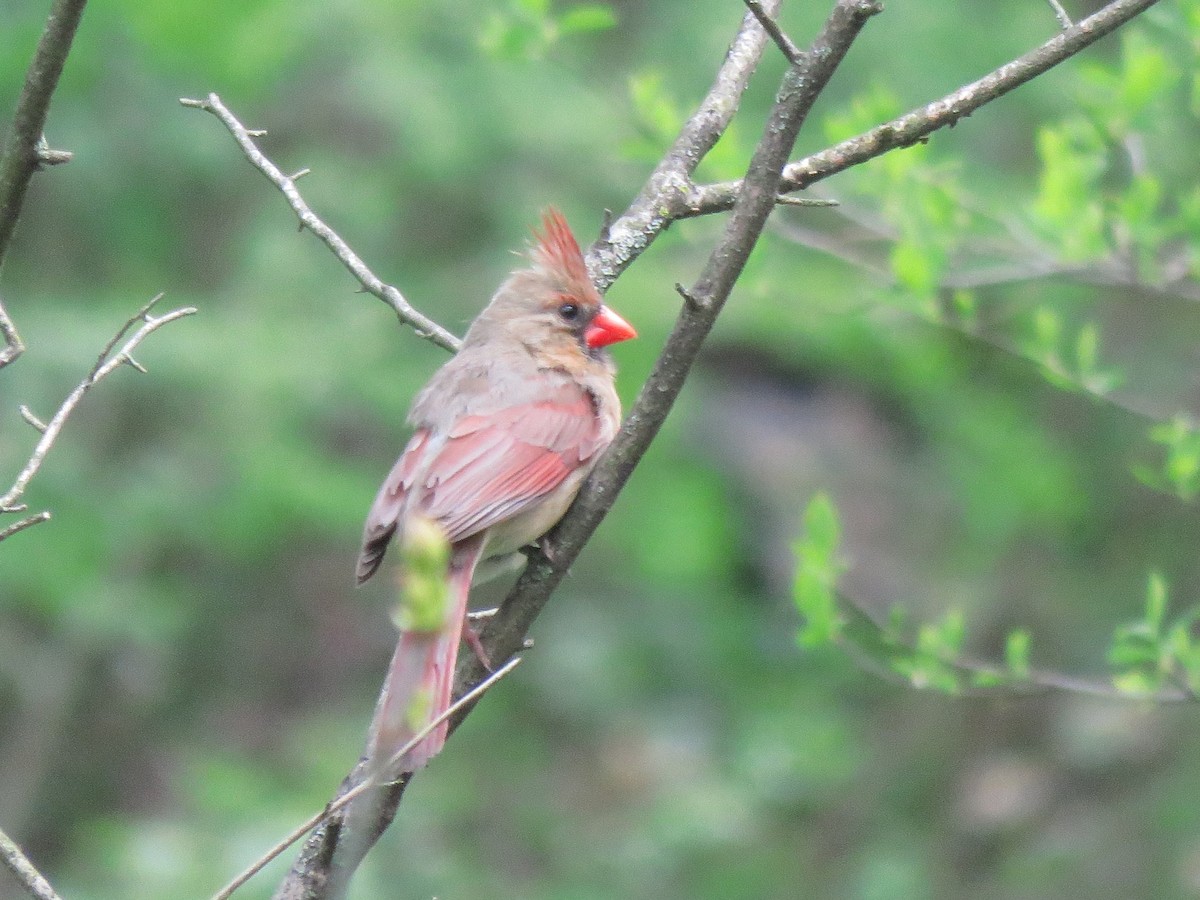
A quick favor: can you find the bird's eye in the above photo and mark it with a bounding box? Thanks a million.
[558,302,580,321]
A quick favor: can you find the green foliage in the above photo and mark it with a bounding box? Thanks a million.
[480,0,616,60]
[1109,573,1200,697]
[792,493,845,646]
[1132,415,1200,501]
[1022,310,1122,396]
[1004,629,1032,680]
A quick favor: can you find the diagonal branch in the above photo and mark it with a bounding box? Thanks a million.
[268,0,1162,894]
[584,0,782,290]
[743,0,803,64]
[272,4,786,897]
[0,0,87,273]
[469,0,883,720]
[684,0,1164,215]
[0,294,197,527]
[211,656,522,900]
[0,826,62,900]
[179,94,461,353]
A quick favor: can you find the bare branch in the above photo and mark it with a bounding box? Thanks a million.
[179,94,461,353]
[585,0,783,290]
[18,405,48,433]
[0,294,197,515]
[0,0,88,272]
[473,0,882,693]
[0,511,51,545]
[0,826,63,900]
[743,0,803,64]
[274,6,791,895]
[274,0,1162,892]
[0,296,24,369]
[1045,0,1074,29]
[264,657,522,900]
[685,0,1164,216]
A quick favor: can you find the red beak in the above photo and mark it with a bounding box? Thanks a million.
[584,305,637,349]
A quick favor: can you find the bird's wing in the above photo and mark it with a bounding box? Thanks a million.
[418,381,605,543]
[356,379,606,583]
[357,428,432,584]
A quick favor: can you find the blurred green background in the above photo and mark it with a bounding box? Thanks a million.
[2,0,1200,897]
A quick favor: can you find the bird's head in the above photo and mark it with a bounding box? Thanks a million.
[477,209,636,358]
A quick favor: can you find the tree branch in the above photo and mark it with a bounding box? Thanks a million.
[832,592,1198,703]
[267,0,1162,894]
[584,0,783,290]
[0,294,197,527]
[0,0,87,273]
[272,4,789,897]
[684,0,1164,216]
[179,94,461,353]
[210,657,521,900]
[743,0,802,64]
[474,0,881,700]
[0,826,62,900]
[0,295,24,370]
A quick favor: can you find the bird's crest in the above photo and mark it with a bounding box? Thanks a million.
[531,208,591,287]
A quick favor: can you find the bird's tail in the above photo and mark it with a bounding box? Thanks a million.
[366,535,484,776]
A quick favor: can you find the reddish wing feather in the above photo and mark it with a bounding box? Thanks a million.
[417,386,601,544]
[357,429,431,583]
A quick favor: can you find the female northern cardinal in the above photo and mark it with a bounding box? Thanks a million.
[356,209,636,772]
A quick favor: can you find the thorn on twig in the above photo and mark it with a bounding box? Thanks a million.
[123,355,148,374]
[2,503,29,514]
[178,97,208,109]
[247,128,267,138]
[597,208,614,245]
[675,282,704,308]
[742,0,803,65]
[19,405,47,433]
[290,168,312,181]
[35,143,73,167]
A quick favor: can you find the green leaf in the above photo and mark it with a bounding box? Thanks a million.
[803,492,841,559]
[557,4,616,35]
[890,240,938,297]
[1145,571,1168,633]
[1005,629,1031,678]
[792,493,846,647]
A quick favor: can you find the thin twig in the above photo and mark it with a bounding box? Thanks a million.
[685,0,1163,215]
[773,195,839,208]
[0,0,88,272]
[0,294,196,514]
[211,656,521,900]
[831,593,1197,702]
[743,0,803,63]
[0,296,24,369]
[179,94,461,353]
[1044,0,1074,28]
[0,826,63,900]
[0,511,51,544]
[273,0,1163,893]
[585,0,784,290]
[274,11,786,895]
[472,0,882,688]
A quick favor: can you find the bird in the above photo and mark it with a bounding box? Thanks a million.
[356,209,636,773]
